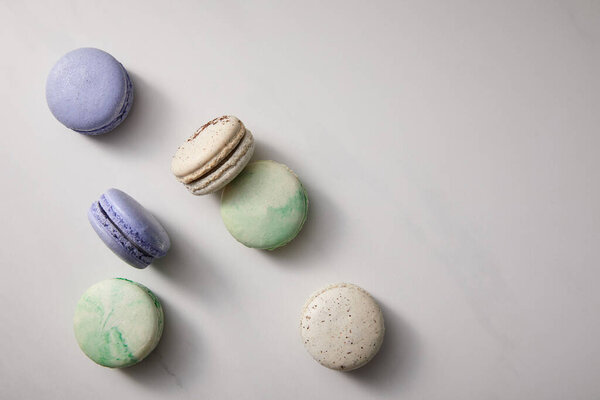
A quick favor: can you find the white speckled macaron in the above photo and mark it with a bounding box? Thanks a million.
[300,283,385,371]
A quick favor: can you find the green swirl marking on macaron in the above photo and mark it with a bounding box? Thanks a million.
[73,278,163,368]
[221,160,308,250]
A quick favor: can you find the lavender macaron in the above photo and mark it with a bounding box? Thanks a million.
[46,48,134,135]
[88,189,170,269]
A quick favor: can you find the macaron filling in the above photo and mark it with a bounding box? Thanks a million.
[88,201,153,268]
[172,115,248,184]
[74,67,133,135]
[185,129,255,194]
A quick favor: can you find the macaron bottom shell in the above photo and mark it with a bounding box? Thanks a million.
[73,278,164,368]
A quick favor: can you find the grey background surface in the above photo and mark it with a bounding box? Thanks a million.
[1,1,599,399]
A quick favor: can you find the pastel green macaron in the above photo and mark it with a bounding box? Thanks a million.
[73,278,164,368]
[221,160,308,250]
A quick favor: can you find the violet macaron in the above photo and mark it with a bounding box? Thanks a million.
[88,189,170,269]
[46,48,134,135]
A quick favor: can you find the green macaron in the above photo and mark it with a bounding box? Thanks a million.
[220,160,308,250]
[73,278,164,368]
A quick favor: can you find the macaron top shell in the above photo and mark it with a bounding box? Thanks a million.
[46,48,130,133]
[100,188,170,257]
[171,115,246,183]
[221,160,308,250]
[300,283,385,371]
[73,278,164,368]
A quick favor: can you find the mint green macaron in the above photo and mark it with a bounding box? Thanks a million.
[73,278,164,368]
[220,160,308,250]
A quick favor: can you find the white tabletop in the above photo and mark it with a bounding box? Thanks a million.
[1,1,599,399]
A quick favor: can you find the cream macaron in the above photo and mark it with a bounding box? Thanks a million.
[171,115,255,195]
[300,283,385,371]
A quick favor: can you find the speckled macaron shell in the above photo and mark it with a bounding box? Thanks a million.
[185,129,255,195]
[300,283,385,371]
[73,278,164,368]
[171,116,247,185]
[46,48,133,135]
[220,160,308,250]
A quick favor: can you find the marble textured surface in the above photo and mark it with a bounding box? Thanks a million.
[1,1,600,399]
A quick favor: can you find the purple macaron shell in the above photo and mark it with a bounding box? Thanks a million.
[46,48,134,135]
[83,70,133,135]
[99,189,171,258]
[88,201,153,269]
